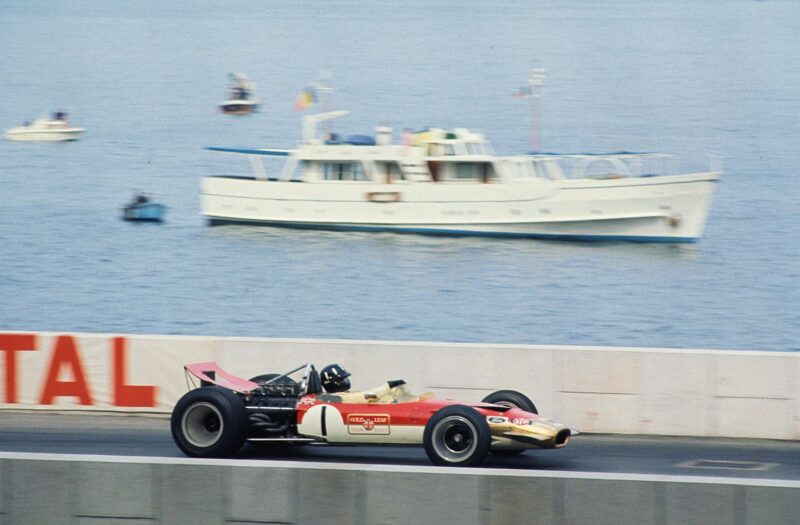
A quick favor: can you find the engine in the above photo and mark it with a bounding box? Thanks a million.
[240,382,302,438]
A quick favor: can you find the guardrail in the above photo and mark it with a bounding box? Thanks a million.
[1,331,798,438]
[1,453,797,524]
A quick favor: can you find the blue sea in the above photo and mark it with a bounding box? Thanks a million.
[1,0,798,351]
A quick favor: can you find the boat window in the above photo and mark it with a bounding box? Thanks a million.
[323,162,367,181]
[450,162,496,181]
[376,161,404,182]
[465,143,487,155]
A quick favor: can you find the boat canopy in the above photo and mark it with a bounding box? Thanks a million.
[206,146,291,157]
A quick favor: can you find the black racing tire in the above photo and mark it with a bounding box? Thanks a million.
[249,373,297,385]
[482,390,538,414]
[423,405,491,467]
[171,386,249,458]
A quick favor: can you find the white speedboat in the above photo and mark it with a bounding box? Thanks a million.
[4,111,84,142]
[202,111,720,243]
[219,73,259,115]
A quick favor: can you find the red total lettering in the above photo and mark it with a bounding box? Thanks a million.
[0,333,37,403]
[112,337,157,407]
[40,335,93,405]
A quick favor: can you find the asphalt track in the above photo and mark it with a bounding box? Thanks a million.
[1,412,799,480]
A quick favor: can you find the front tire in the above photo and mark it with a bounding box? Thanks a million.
[423,405,491,467]
[482,390,538,414]
[171,386,248,457]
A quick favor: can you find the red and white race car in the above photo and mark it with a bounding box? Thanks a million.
[171,362,574,467]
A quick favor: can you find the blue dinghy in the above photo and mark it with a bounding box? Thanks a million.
[123,194,166,222]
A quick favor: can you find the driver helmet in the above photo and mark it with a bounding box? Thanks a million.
[320,364,351,393]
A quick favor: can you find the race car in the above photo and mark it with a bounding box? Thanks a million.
[171,362,574,467]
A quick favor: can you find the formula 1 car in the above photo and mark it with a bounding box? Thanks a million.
[171,362,573,467]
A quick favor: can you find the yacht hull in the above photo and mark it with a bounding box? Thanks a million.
[219,100,259,115]
[201,172,718,243]
[4,129,84,142]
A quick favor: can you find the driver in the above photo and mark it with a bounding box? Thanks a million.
[319,363,407,403]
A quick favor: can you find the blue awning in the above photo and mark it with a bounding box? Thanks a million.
[206,146,290,156]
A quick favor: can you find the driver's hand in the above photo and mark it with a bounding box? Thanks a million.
[387,379,406,389]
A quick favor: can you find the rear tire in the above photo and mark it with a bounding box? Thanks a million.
[171,386,248,457]
[423,405,491,467]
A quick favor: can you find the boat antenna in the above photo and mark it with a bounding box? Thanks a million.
[318,69,333,137]
[514,68,546,153]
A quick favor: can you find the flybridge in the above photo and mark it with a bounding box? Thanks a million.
[206,110,494,159]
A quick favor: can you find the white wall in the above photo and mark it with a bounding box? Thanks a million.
[1,331,798,439]
[2,453,799,524]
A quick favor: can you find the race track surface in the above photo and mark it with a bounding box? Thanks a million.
[1,412,799,480]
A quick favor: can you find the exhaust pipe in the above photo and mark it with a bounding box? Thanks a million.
[555,428,571,447]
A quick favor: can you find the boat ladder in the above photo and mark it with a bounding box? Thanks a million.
[399,160,431,182]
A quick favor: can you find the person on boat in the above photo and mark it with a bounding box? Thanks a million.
[229,73,252,100]
[48,111,69,129]
[134,193,149,205]
[319,363,407,403]
[401,128,414,155]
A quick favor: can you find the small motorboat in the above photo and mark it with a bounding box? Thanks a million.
[219,73,260,115]
[122,193,166,223]
[4,111,85,142]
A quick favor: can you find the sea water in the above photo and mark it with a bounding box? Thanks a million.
[1,0,798,351]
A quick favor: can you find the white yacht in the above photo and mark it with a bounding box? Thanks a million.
[4,111,84,142]
[202,111,720,243]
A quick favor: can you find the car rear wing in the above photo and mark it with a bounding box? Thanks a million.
[183,362,317,396]
[184,362,259,394]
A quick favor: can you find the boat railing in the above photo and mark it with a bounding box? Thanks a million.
[520,153,718,180]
